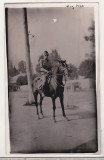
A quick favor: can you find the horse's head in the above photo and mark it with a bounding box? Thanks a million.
[57,59,68,79]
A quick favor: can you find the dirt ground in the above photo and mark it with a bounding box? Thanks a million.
[8,88,98,153]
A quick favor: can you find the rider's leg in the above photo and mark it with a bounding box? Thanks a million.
[41,74,46,98]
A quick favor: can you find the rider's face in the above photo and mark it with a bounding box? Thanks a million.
[44,54,48,60]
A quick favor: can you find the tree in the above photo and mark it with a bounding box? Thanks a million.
[78,59,95,78]
[67,63,78,80]
[9,61,19,77]
[49,49,61,66]
[84,21,95,59]
[16,75,28,85]
[81,21,96,79]
[18,60,26,73]
[13,66,19,76]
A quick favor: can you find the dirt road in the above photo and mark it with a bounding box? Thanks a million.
[9,88,97,153]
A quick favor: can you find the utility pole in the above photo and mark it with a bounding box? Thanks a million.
[23,8,33,104]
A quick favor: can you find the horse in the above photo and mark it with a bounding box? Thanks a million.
[32,60,68,122]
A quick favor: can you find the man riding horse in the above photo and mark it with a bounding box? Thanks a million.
[32,50,69,121]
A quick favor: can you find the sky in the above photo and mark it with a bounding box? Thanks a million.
[7,7,94,72]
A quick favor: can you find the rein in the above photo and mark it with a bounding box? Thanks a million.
[53,77,65,87]
[50,72,67,88]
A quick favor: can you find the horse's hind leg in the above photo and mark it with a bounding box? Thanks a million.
[59,96,66,117]
[40,94,44,117]
[52,97,56,122]
[33,92,39,119]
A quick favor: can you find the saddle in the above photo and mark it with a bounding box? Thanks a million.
[33,74,51,91]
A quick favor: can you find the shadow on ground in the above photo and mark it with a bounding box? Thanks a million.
[10,139,97,154]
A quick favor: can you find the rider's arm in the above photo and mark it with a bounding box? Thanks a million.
[40,59,49,73]
[41,68,49,73]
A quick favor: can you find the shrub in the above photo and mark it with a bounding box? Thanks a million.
[16,75,28,85]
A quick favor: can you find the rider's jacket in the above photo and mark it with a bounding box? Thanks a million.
[40,59,52,72]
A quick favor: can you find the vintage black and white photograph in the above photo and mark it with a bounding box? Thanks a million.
[5,3,98,154]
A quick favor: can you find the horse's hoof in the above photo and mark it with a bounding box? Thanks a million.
[54,118,56,123]
[42,114,45,118]
[65,116,70,121]
[41,113,44,117]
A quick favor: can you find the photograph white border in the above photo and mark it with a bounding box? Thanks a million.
[0,0,103,158]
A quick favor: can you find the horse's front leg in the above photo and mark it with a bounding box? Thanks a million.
[52,97,56,122]
[59,95,66,117]
[33,92,39,119]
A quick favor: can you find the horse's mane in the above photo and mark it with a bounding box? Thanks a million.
[51,62,60,75]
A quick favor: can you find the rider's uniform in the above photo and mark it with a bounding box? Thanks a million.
[39,58,52,87]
